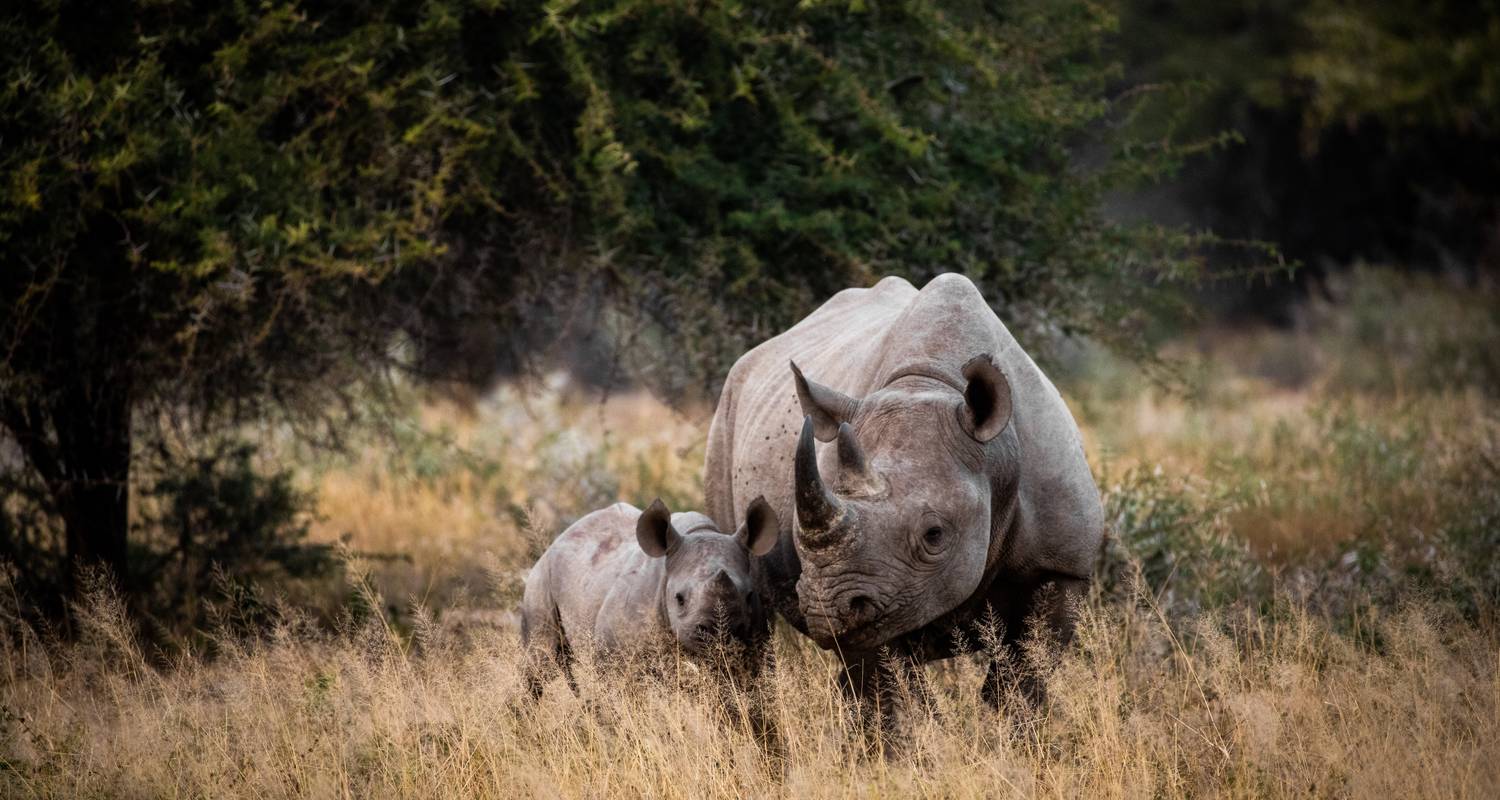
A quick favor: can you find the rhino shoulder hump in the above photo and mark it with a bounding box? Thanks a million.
[921,271,981,294]
[914,273,1002,325]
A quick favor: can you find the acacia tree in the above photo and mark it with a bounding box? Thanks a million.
[2,0,1187,614]
[1,1,504,606]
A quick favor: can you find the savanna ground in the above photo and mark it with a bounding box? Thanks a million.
[3,268,1498,798]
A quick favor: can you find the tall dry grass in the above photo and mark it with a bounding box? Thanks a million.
[3,571,1495,798]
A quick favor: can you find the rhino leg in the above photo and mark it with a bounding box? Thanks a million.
[981,645,1042,709]
[836,648,934,756]
[980,574,1088,709]
[519,584,571,700]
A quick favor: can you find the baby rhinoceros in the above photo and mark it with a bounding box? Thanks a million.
[520,497,778,697]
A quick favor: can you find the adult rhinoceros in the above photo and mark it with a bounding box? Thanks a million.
[704,273,1103,707]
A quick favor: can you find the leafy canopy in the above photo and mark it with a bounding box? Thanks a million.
[3,0,1188,405]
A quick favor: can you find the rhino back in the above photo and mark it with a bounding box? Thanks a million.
[534,503,665,649]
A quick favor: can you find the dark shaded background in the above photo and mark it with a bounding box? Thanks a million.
[1113,0,1499,321]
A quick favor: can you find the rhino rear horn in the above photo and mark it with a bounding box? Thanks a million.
[790,360,859,442]
[959,354,1013,443]
[835,422,885,496]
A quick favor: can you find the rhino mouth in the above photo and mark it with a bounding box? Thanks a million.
[799,586,890,651]
[805,618,886,652]
[679,619,756,659]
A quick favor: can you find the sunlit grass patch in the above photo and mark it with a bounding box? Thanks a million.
[297,380,710,620]
[1076,268,1500,618]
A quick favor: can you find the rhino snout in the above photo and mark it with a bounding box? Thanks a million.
[690,618,750,645]
[798,578,882,647]
[681,615,754,656]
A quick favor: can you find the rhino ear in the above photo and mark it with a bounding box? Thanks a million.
[790,360,859,442]
[636,498,679,558]
[736,495,780,557]
[959,354,1013,443]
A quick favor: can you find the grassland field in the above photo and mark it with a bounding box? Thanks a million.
[2,267,1497,798]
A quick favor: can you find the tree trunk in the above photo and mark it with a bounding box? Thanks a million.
[2,212,139,616]
[5,378,135,603]
[52,378,133,599]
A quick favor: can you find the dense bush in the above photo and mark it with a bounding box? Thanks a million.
[1084,267,1500,624]
[1099,465,1265,616]
[134,442,333,633]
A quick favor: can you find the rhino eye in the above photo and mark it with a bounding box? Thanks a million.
[674,592,685,607]
[923,527,944,547]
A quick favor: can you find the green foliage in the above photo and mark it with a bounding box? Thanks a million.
[1116,0,1500,144]
[1,0,511,609]
[1287,0,1500,140]
[0,0,1199,404]
[506,0,1204,383]
[136,442,332,631]
[1,1,483,413]
[1113,0,1500,273]
[1099,466,1265,616]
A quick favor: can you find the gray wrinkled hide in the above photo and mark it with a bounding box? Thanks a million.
[520,503,767,694]
[705,274,1103,700]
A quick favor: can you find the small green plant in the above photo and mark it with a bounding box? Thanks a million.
[135,442,334,635]
[1099,465,1265,616]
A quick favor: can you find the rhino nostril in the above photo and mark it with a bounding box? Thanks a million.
[847,595,872,618]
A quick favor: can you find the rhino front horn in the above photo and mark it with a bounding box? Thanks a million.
[794,416,845,546]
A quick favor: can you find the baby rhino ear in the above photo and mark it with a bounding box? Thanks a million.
[636,498,679,558]
[735,496,780,557]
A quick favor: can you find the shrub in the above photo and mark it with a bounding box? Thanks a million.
[134,442,333,636]
[1099,465,1265,616]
